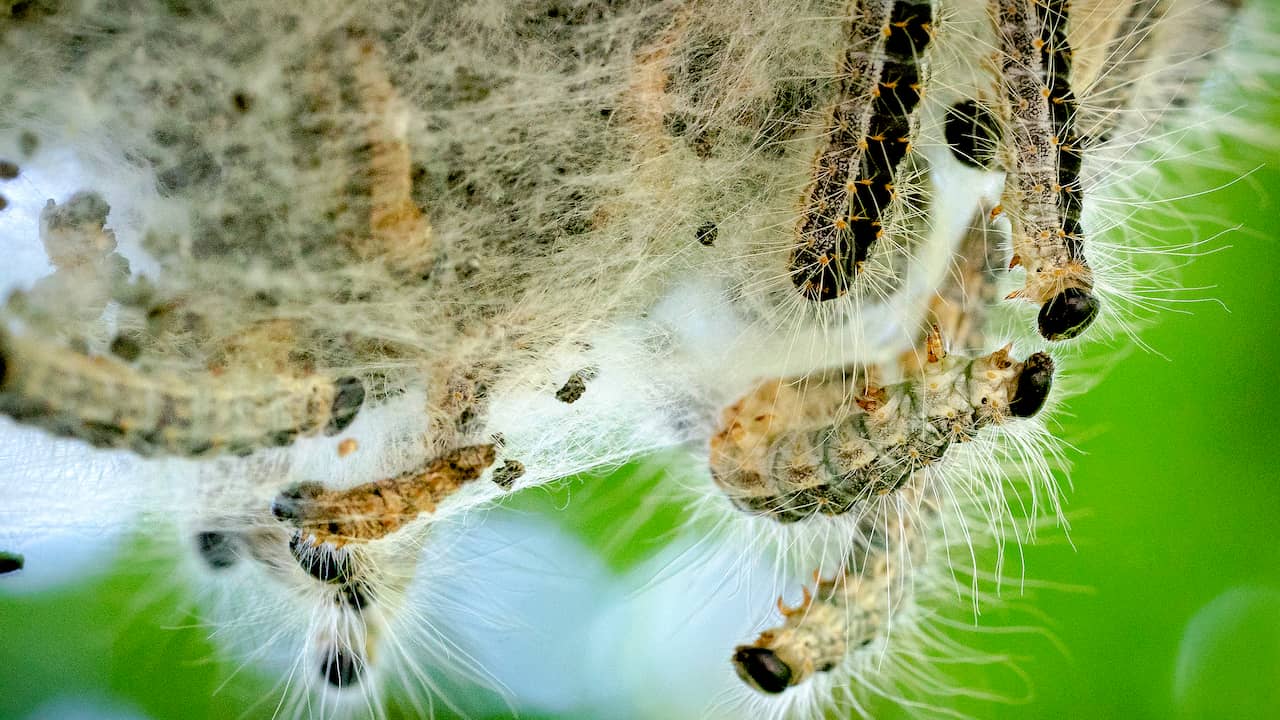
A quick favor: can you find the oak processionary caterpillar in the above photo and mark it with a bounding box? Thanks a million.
[789,0,935,300]
[0,0,1268,718]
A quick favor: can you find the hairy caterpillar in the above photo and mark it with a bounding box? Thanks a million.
[789,0,935,300]
[709,334,1052,522]
[733,478,936,694]
[0,0,1270,718]
[996,0,1100,341]
[0,324,365,457]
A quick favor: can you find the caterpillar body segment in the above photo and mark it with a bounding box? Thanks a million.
[995,0,1100,341]
[734,483,935,693]
[0,328,364,456]
[272,444,496,546]
[790,0,936,301]
[333,30,435,277]
[709,333,1054,523]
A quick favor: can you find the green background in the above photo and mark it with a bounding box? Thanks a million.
[3,45,1280,720]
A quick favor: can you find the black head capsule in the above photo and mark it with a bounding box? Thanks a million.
[1009,352,1055,418]
[732,646,793,694]
[194,531,240,570]
[320,647,364,689]
[944,100,999,170]
[0,550,24,575]
[1038,287,1100,341]
[325,376,365,435]
[289,532,353,584]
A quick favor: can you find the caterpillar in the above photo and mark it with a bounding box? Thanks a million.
[273,444,497,546]
[0,326,365,457]
[993,0,1099,341]
[709,331,1052,522]
[790,0,936,300]
[182,514,418,697]
[733,479,936,694]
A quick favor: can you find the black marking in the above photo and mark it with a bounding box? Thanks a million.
[289,532,353,584]
[1038,0,1087,257]
[109,333,142,362]
[1037,287,1099,341]
[492,459,525,489]
[945,100,998,169]
[321,647,364,688]
[695,222,717,247]
[0,160,18,180]
[326,376,365,434]
[0,551,24,575]
[733,646,793,694]
[194,531,240,570]
[0,195,7,212]
[791,0,934,300]
[1009,352,1055,417]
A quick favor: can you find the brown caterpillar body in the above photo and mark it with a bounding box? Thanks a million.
[733,481,935,693]
[0,329,363,456]
[272,443,496,545]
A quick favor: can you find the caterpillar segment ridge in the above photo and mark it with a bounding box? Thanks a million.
[709,328,1054,523]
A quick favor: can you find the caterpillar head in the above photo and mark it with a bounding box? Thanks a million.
[732,645,794,695]
[1037,287,1101,341]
